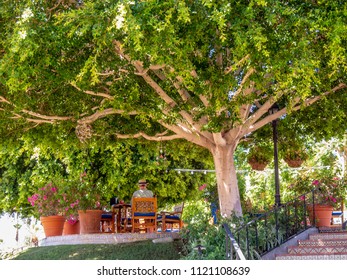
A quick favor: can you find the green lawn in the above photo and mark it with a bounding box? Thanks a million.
[10,239,186,260]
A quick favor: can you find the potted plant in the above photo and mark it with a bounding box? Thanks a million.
[280,141,308,168]
[247,145,272,171]
[307,176,346,227]
[61,192,80,235]
[36,177,84,235]
[28,181,66,237]
[75,171,105,234]
[63,214,80,235]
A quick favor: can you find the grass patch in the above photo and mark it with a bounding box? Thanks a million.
[11,239,186,260]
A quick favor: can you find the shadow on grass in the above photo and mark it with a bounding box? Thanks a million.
[12,240,186,260]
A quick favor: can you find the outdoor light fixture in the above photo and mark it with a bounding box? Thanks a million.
[268,103,281,207]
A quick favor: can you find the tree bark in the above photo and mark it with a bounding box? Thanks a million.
[211,143,242,217]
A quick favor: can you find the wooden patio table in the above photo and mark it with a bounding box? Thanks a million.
[111,203,131,233]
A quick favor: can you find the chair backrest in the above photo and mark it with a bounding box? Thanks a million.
[173,202,184,216]
[132,197,157,215]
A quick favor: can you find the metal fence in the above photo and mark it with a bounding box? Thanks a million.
[223,189,316,260]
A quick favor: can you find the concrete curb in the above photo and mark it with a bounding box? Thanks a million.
[39,232,181,246]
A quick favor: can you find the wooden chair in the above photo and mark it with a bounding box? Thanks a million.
[157,202,184,232]
[100,211,115,233]
[100,197,119,233]
[131,197,157,233]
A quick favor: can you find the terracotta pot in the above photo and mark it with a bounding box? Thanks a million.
[307,204,333,227]
[78,210,103,234]
[63,220,80,235]
[285,159,303,168]
[40,215,66,237]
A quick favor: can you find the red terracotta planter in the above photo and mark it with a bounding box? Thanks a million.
[308,204,333,227]
[63,220,80,235]
[40,215,66,237]
[78,210,103,234]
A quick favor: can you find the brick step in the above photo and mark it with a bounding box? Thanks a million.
[309,232,347,240]
[318,226,347,233]
[276,252,347,260]
[288,245,347,255]
[298,238,347,246]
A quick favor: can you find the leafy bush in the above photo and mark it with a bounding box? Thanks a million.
[180,201,226,260]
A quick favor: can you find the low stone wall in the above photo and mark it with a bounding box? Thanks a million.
[39,232,181,247]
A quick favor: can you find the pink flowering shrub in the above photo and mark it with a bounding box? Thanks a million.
[28,182,65,217]
[312,176,346,206]
[286,173,346,207]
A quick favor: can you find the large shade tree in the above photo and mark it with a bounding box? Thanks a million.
[0,1,346,216]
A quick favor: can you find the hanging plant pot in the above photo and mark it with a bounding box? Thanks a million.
[284,158,304,168]
[248,160,268,171]
[40,215,66,237]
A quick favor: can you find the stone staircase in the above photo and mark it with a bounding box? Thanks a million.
[276,227,347,260]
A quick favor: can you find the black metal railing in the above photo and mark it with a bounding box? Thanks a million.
[222,223,246,260]
[223,189,318,260]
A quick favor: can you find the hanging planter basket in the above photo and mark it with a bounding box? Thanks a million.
[284,158,304,168]
[248,160,268,171]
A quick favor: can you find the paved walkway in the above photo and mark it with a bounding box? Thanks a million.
[39,232,180,246]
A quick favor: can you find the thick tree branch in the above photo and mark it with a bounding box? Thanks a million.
[0,96,12,105]
[10,113,55,124]
[21,109,73,121]
[243,83,347,135]
[1,95,73,123]
[115,131,183,141]
[158,120,215,150]
[114,40,213,142]
[78,108,138,124]
[232,68,256,99]
[213,132,227,146]
[291,83,347,111]
[71,83,114,100]
[224,54,250,75]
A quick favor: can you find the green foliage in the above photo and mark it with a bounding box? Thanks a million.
[0,137,212,216]
[180,200,226,260]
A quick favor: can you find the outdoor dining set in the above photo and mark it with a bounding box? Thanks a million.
[100,197,184,234]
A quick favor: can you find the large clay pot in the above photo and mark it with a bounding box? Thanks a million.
[307,204,333,227]
[40,215,66,237]
[78,210,103,234]
[63,220,80,235]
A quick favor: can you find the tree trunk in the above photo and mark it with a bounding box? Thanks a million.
[211,144,242,217]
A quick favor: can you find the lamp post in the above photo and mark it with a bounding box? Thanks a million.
[269,103,281,207]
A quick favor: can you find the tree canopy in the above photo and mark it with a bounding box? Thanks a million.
[0,0,346,216]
